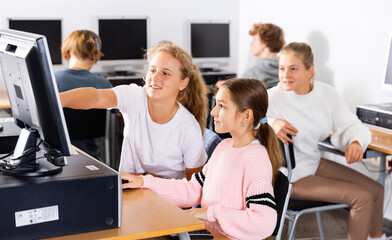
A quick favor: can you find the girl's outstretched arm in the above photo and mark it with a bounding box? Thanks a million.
[186,166,203,180]
[60,87,117,109]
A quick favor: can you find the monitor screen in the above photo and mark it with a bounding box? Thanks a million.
[0,29,72,176]
[383,34,392,91]
[190,23,230,58]
[99,18,147,61]
[8,19,62,65]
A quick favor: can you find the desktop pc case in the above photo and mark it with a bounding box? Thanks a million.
[356,102,392,130]
[0,151,121,239]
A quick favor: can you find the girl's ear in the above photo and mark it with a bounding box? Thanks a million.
[241,108,254,125]
[307,66,315,80]
[180,77,189,91]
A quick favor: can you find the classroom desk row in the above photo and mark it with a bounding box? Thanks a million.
[1,89,391,239]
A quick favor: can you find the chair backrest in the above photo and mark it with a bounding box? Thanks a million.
[279,135,295,181]
[63,108,106,140]
[203,128,222,160]
[272,170,291,237]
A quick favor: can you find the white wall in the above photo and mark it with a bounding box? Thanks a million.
[239,0,391,111]
[0,0,239,88]
[1,0,390,107]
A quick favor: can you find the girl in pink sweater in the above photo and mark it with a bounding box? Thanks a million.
[122,78,283,239]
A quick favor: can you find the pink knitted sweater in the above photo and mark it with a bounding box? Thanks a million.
[142,138,277,240]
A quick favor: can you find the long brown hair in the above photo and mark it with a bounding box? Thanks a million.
[223,78,283,184]
[146,41,208,134]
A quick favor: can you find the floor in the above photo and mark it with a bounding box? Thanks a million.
[278,209,392,240]
[279,209,349,240]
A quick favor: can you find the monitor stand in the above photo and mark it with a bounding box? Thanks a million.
[1,128,62,177]
[2,158,62,177]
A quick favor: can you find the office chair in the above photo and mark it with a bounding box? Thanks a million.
[63,108,109,161]
[280,137,349,240]
[273,170,292,240]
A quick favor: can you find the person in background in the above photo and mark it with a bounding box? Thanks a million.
[55,30,112,158]
[122,78,283,239]
[268,42,387,240]
[216,22,285,90]
[60,41,208,180]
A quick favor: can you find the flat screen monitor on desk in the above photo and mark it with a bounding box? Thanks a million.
[8,18,62,65]
[190,22,230,72]
[98,17,148,74]
[0,29,73,176]
[383,34,392,91]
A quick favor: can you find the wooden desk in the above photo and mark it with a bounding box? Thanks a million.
[0,89,10,109]
[367,124,392,155]
[366,125,392,185]
[47,188,205,240]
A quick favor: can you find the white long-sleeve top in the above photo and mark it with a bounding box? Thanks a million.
[267,81,371,182]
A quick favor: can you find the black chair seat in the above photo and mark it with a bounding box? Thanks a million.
[288,199,341,211]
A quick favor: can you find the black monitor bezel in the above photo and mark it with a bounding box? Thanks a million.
[8,18,63,65]
[190,22,231,58]
[98,18,148,61]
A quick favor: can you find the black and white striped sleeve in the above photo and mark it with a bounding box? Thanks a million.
[245,192,276,210]
[195,170,206,187]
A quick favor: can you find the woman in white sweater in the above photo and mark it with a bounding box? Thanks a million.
[267,42,386,240]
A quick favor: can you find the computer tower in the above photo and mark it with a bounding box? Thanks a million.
[0,151,121,239]
[356,103,392,130]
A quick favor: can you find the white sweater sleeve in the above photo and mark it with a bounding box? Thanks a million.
[329,88,371,152]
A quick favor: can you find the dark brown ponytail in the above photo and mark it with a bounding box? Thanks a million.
[223,78,283,184]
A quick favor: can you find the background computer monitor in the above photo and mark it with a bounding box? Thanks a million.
[383,34,392,91]
[0,29,72,176]
[8,18,62,65]
[98,17,148,72]
[189,21,230,71]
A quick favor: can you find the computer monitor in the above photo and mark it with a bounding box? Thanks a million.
[98,17,148,72]
[189,21,230,71]
[0,29,73,176]
[8,18,62,65]
[383,34,392,91]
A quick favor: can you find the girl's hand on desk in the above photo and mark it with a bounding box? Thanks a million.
[185,207,208,221]
[272,119,298,144]
[345,141,363,164]
[121,173,143,189]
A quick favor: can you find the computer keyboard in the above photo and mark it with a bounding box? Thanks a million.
[200,67,221,73]
[187,229,214,239]
[107,70,136,76]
